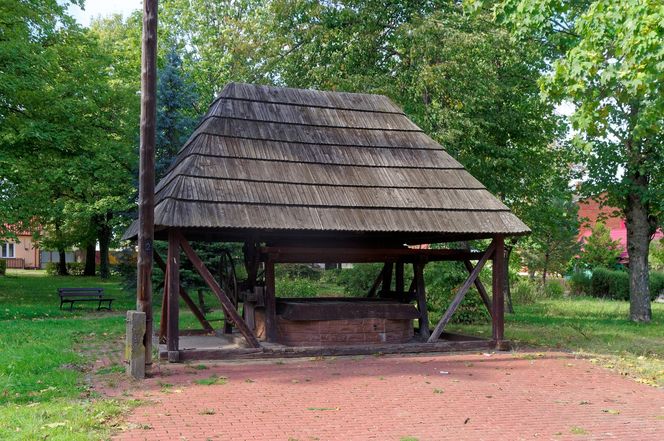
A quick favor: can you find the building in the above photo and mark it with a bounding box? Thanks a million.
[1,231,41,269]
[577,196,663,263]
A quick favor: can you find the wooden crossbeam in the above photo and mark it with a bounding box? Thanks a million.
[177,232,260,348]
[260,246,484,264]
[427,241,496,343]
[463,260,493,319]
[154,250,214,335]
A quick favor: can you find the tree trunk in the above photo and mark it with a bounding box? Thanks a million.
[625,183,652,322]
[58,248,68,276]
[97,212,112,279]
[542,252,549,285]
[504,245,514,314]
[84,242,96,276]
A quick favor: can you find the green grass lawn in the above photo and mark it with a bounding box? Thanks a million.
[0,270,662,439]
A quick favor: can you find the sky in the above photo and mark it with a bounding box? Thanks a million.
[69,0,142,27]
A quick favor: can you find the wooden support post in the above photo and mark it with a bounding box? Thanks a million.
[492,236,506,347]
[136,0,158,370]
[381,262,393,297]
[177,232,260,348]
[395,262,404,301]
[159,269,167,343]
[155,250,214,334]
[463,260,493,319]
[414,262,430,339]
[264,258,277,342]
[427,242,496,343]
[166,230,180,357]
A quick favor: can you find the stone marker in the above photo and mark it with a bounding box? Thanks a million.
[126,310,146,379]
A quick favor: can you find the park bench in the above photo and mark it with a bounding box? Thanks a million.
[58,288,114,311]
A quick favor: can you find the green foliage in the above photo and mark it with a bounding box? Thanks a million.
[569,271,592,296]
[275,277,318,298]
[336,264,384,297]
[649,272,664,299]
[650,239,664,271]
[579,223,622,270]
[511,279,539,305]
[275,264,323,281]
[45,262,85,276]
[425,262,489,324]
[591,268,630,301]
[544,280,565,299]
[0,260,6,276]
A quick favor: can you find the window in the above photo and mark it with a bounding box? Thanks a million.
[1,243,15,258]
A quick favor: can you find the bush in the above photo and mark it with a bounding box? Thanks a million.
[511,279,539,305]
[275,264,323,281]
[590,267,629,300]
[648,272,664,300]
[336,263,384,297]
[425,261,489,324]
[275,277,318,298]
[45,261,86,276]
[544,280,565,298]
[569,271,592,295]
[0,259,6,276]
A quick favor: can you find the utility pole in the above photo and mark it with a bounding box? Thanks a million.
[137,0,158,369]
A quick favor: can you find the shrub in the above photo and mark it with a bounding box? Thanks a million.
[425,261,489,324]
[336,263,384,296]
[648,272,664,300]
[275,277,318,298]
[275,264,323,281]
[511,279,540,305]
[543,280,565,298]
[45,261,86,276]
[569,271,592,295]
[590,267,629,300]
[0,259,6,276]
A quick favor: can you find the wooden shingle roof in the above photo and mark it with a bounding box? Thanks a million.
[124,83,529,242]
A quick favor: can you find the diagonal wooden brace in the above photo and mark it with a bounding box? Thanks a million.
[427,241,496,343]
[463,260,493,319]
[176,232,260,348]
[154,250,214,335]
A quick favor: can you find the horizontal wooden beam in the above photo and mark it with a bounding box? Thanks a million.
[163,337,499,361]
[260,246,484,264]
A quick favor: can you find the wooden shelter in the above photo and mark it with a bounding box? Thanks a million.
[124,83,529,361]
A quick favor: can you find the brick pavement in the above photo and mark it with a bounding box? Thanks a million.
[104,352,664,441]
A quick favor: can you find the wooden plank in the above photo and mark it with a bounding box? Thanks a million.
[166,230,180,353]
[260,246,484,264]
[276,300,420,321]
[159,269,167,344]
[136,0,158,368]
[177,232,260,348]
[154,250,214,334]
[492,236,506,345]
[463,260,493,319]
[427,241,496,343]
[414,262,430,339]
[167,339,498,361]
[264,259,277,342]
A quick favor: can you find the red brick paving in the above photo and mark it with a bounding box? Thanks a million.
[104,352,664,441]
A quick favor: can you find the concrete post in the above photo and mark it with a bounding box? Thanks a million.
[126,310,146,379]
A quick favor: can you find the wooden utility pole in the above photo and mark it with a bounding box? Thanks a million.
[137,0,158,368]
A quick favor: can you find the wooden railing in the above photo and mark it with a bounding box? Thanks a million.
[1,258,25,269]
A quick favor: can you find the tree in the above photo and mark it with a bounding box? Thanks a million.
[156,48,199,180]
[473,0,663,322]
[579,222,623,270]
[521,197,580,283]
